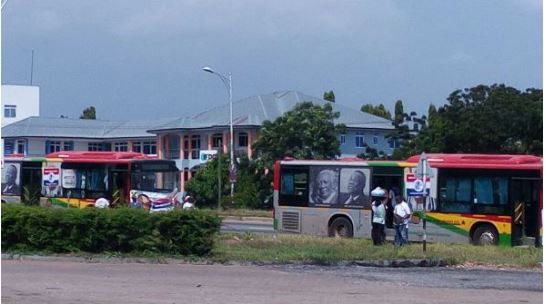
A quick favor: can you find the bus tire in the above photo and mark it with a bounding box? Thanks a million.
[472,224,498,246]
[328,217,354,238]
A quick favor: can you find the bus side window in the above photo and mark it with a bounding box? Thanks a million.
[281,174,294,195]
[439,177,471,213]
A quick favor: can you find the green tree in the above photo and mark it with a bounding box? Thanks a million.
[398,84,542,157]
[185,154,230,209]
[80,106,96,119]
[252,102,346,168]
[323,90,335,103]
[394,100,404,125]
[360,103,392,120]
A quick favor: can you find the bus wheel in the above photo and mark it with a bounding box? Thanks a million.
[472,225,498,246]
[328,217,353,238]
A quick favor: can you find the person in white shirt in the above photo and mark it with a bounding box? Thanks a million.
[370,187,387,245]
[393,194,412,246]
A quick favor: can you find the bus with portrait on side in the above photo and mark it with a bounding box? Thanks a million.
[273,154,542,246]
[2,151,181,212]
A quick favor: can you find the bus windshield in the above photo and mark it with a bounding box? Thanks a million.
[131,171,177,193]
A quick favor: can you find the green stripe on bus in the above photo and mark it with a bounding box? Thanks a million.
[499,234,511,247]
[49,198,70,208]
[425,215,468,236]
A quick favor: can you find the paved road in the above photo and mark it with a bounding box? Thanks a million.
[221,218,274,234]
[2,260,542,303]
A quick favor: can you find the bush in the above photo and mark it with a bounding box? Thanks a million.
[1,205,221,256]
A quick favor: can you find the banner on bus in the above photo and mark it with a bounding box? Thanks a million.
[42,162,62,197]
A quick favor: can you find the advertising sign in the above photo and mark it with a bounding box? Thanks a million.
[62,169,77,189]
[405,173,431,197]
[1,162,21,196]
[42,162,62,197]
[199,150,218,164]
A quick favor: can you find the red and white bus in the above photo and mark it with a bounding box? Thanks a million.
[2,151,180,211]
[273,154,542,246]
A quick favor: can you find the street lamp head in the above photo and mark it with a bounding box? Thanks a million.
[202,66,215,74]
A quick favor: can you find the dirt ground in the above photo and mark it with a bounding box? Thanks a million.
[1,260,542,304]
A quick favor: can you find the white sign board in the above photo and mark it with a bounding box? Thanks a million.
[199,150,218,164]
[62,169,77,189]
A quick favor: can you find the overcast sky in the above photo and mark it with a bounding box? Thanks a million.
[1,0,542,120]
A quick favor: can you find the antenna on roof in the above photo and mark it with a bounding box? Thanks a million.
[30,50,34,85]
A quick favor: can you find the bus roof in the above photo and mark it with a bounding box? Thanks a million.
[45,151,151,163]
[406,153,543,170]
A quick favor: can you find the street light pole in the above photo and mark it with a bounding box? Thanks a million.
[203,67,235,202]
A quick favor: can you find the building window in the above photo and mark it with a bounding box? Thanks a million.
[373,136,378,145]
[4,105,16,118]
[143,141,156,154]
[88,143,103,151]
[168,135,180,159]
[340,134,346,145]
[133,141,157,154]
[183,136,189,159]
[4,140,14,155]
[238,132,248,147]
[63,141,74,151]
[46,141,62,154]
[114,142,128,152]
[132,142,142,152]
[355,132,364,148]
[16,139,27,155]
[413,123,419,131]
[191,135,200,159]
[212,133,223,148]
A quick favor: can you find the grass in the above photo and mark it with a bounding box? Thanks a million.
[212,233,543,268]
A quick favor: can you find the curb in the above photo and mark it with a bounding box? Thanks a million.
[2,253,447,268]
[221,216,273,224]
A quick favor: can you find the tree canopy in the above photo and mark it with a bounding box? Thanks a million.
[252,102,346,168]
[80,106,96,119]
[361,103,392,120]
[397,84,542,157]
[323,90,335,103]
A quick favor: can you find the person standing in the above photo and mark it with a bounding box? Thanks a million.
[370,187,386,245]
[394,194,412,246]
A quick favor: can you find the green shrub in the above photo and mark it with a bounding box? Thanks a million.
[1,205,221,255]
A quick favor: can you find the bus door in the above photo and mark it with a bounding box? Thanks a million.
[371,166,404,229]
[109,170,129,207]
[21,161,42,204]
[511,178,541,246]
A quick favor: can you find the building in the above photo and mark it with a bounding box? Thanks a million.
[1,85,40,127]
[1,85,41,157]
[1,90,395,191]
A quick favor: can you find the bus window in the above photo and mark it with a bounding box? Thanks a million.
[279,169,309,207]
[439,177,472,213]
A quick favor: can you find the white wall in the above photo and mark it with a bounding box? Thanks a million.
[1,85,40,127]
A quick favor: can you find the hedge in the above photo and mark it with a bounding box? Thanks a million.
[1,205,221,256]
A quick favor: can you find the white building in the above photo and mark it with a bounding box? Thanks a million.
[1,85,40,127]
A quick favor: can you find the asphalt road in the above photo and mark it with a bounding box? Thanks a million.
[220,218,274,234]
[1,260,542,303]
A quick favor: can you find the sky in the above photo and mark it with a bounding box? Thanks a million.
[1,0,543,121]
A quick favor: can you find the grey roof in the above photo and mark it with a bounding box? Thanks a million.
[149,90,394,132]
[2,90,393,139]
[1,116,178,139]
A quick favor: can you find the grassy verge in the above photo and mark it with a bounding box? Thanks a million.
[212,233,543,268]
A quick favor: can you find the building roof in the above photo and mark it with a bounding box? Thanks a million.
[149,90,394,132]
[1,116,178,139]
[2,90,393,139]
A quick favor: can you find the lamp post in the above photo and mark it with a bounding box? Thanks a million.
[203,66,235,201]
